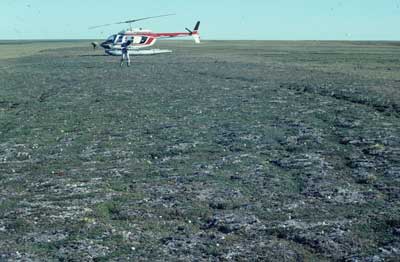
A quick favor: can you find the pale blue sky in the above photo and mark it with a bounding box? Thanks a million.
[1,0,399,40]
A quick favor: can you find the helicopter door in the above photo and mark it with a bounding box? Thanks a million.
[133,37,142,44]
[140,37,148,44]
[114,35,124,44]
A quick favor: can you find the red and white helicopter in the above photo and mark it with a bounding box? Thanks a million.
[90,14,200,55]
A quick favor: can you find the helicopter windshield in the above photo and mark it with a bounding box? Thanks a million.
[107,35,116,42]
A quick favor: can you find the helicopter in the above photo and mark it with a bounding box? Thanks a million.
[89,14,201,56]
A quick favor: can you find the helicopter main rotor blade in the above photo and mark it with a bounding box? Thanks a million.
[88,23,115,30]
[118,14,176,24]
[89,13,175,29]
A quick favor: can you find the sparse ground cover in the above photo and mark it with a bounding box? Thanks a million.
[0,41,89,60]
[0,40,399,261]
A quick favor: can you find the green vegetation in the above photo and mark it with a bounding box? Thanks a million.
[0,40,399,260]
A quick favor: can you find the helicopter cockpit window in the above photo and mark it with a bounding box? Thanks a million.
[107,35,116,42]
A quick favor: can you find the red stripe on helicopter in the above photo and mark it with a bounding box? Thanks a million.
[126,32,192,38]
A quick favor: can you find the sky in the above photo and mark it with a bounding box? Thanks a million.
[0,0,399,40]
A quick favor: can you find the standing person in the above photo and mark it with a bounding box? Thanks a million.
[120,40,132,67]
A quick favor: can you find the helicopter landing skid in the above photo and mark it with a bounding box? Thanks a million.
[105,49,172,56]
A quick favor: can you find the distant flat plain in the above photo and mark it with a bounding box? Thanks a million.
[0,40,88,60]
[0,40,399,261]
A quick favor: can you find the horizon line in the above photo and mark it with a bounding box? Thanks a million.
[1,38,399,42]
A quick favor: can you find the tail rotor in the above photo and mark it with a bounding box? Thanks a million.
[188,21,201,43]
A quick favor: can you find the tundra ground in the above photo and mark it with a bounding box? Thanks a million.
[1,40,400,261]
